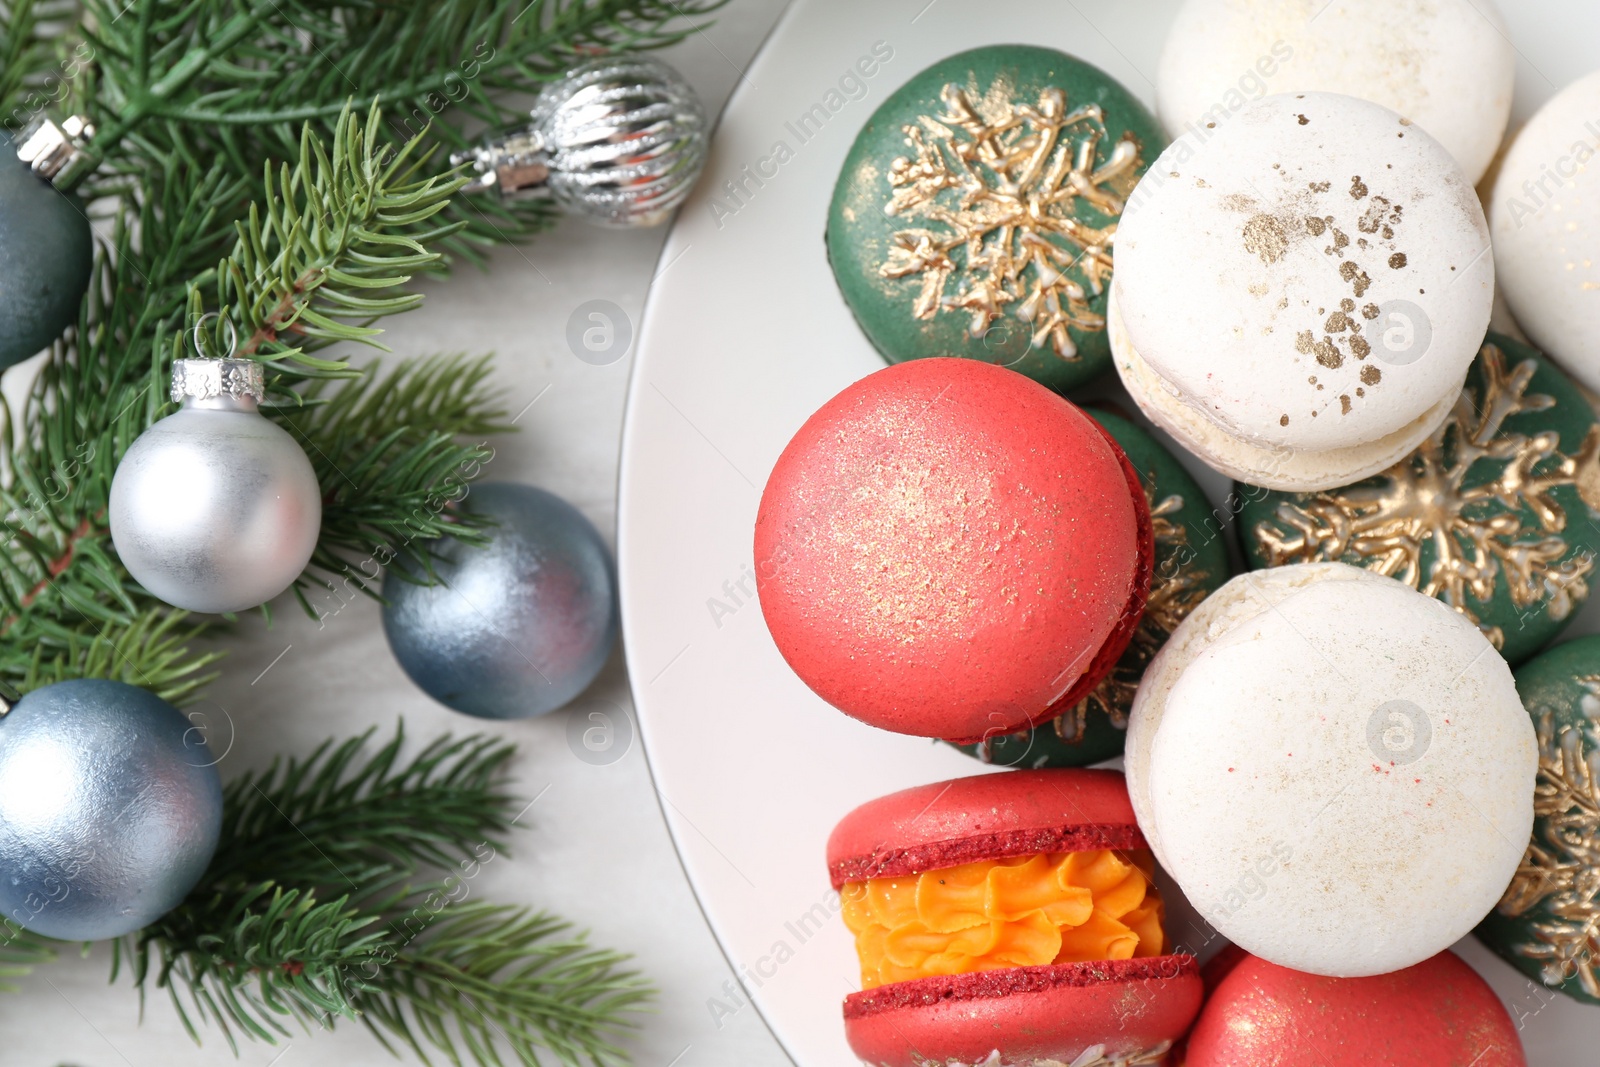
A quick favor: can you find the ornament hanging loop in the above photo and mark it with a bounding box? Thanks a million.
[173,314,261,407]
[190,312,239,360]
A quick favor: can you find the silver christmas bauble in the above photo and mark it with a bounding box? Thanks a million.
[109,358,321,614]
[382,482,617,719]
[0,679,222,940]
[454,55,708,228]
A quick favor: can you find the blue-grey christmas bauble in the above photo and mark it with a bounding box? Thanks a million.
[0,132,92,370]
[382,482,617,719]
[0,679,223,940]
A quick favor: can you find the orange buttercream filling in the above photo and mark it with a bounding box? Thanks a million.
[841,849,1167,989]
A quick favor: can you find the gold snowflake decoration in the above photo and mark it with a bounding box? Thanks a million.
[879,80,1143,360]
[1498,712,1600,998]
[1252,343,1600,648]
[1580,674,1600,727]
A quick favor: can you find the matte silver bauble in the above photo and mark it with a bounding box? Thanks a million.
[452,55,708,228]
[382,482,617,719]
[0,679,222,940]
[109,357,321,614]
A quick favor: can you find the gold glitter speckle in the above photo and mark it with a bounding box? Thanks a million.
[1314,337,1342,369]
[1243,214,1289,264]
[1340,261,1372,297]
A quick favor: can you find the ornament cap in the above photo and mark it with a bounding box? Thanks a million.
[16,114,95,185]
[172,359,264,404]
[451,130,551,197]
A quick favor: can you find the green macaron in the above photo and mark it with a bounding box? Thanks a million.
[826,45,1164,394]
[1476,634,1600,1005]
[1238,332,1600,666]
[952,408,1232,767]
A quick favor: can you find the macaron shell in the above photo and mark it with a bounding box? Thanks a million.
[1490,69,1600,394]
[827,768,1141,888]
[826,44,1165,393]
[1184,951,1527,1066]
[1115,92,1492,454]
[843,957,1202,1067]
[953,409,1234,767]
[755,358,1149,741]
[1156,0,1513,185]
[1125,562,1387,866]
[1112,289,1460,491]
[1041,414,1156,730]
[1148,569,1534,976]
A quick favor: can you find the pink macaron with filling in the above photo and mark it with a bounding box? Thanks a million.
[829,769,1202,1066]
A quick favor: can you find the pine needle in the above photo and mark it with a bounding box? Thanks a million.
[123,728,653,1065]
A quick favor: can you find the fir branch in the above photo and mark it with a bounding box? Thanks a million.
[127,730,652,1066]
[140,884,390,1046]
[0,9,684,1063]
[71,0,723,255]
[12,606,222,704]
[73,0,723,140]
[0,0,83,128]
[203,727,517,892]
[356,904,652,1067]
[0,103,497,693]
[280,353,510,611]
[205,100,466,378]
[0,918,56,994]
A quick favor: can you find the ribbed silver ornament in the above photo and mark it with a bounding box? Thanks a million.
[454,55,708,228]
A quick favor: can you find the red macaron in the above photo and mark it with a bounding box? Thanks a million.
[1183,950,1527,1066]
[755,358,1152,742]
[829,769,1202,1067]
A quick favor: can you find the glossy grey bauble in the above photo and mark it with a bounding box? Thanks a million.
[383,482,618,720]
[0,679,222,940]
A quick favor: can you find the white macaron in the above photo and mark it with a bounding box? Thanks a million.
[1112,91,1493,492]
[1490,69,1600,394]
[1157,0,1513,185]
[1125,562,1535,978]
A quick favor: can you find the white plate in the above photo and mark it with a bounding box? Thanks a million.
[617,1,1600,1062]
